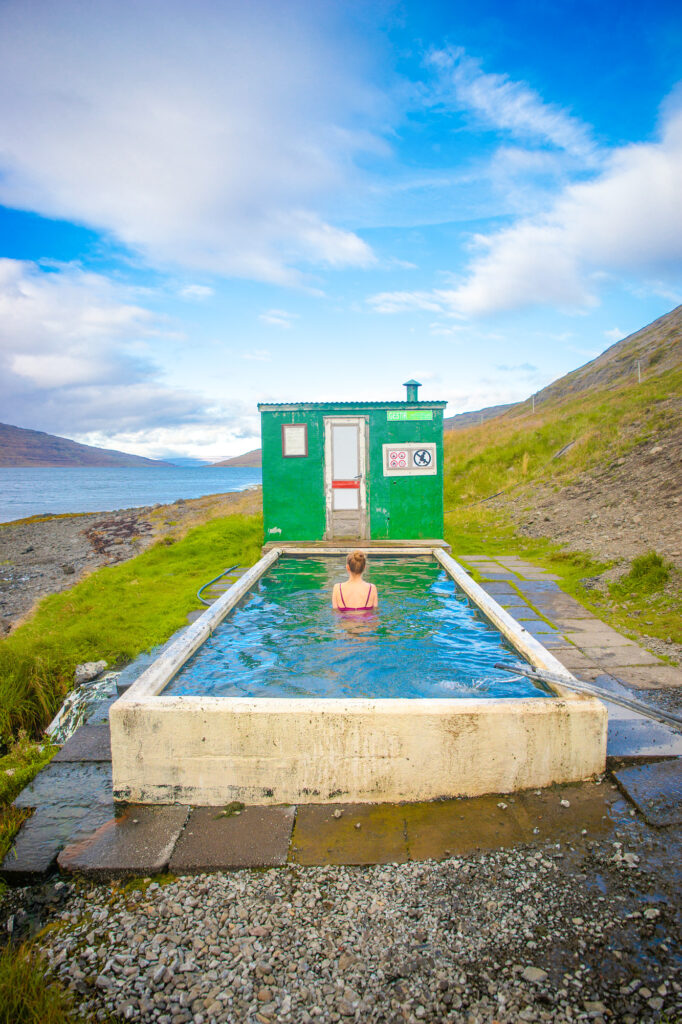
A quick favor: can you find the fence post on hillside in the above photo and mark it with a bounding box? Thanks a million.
[637,359,641,384]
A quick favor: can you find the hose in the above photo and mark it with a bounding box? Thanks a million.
[196,564,241,606]
[495,662,682,730]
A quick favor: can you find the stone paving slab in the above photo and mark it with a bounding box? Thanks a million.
[514,580,561,593]
[170,806,295,872]
[613,759,682,827]
[481,581,517,595]
[496,594,531,608]
[545,647,600,674]
[555,660,610,680]
[561,618,634,634]
[515,571,562,581]
[477,571,518,581]
[611,665,682,689]
[1,762,115,883]
[52,724,111,762]
[1,801,117,883]
[567,638,650,657]
[404,795,528,859]
[514,782,624,843]
[581,646,664,668]
[531,597,596,621]
[291,804,409,865]
[13,761,113,810]
[59,805,190,878]
[525,633,569,650]
[604,700,682,758]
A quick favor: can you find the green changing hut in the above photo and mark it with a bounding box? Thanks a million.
[259,381,446,543]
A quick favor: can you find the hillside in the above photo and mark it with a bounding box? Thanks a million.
[443,304,681,659]
[530,304,681,407]
[214,448,262,467]
[0,423,172,468]
[444,402,514,431]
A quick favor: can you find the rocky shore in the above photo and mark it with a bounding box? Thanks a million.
[0,488,261,634]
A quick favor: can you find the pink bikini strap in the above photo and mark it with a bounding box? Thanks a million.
[338,583,347,609]
[363,583,372,608]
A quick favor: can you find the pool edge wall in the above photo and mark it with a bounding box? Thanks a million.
[110,547,608,805]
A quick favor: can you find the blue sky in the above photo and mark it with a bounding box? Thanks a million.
[1,0,681,460]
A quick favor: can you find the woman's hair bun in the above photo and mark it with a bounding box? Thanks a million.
[347,549,366,574]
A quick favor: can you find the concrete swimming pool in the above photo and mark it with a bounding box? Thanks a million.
[110,546,607,805]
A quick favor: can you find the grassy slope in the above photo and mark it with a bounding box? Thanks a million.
[0,512,263,745]
[443,362,681,650]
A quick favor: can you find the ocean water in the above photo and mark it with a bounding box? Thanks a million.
[166,556,543,700]
[0,466,262,523]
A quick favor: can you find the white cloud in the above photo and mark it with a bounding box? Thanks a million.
[0,258,159,387]
[76,423,261,462]
[0,0,379,284]
[427,47,598,162]
[180,284,214,300]
[604,327,623,342]
[367,291,445,314]
[0,259,252,443]
[258,310,299,329]
[370,103,682,318]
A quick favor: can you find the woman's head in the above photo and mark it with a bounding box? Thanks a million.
[346,549,366,575]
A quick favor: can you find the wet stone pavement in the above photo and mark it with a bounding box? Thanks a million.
[1,555,681,1022]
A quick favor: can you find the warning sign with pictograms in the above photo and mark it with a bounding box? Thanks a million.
[383,443,437,476]
[387,449,408,469]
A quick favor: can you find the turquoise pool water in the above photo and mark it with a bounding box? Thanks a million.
[164,556,545,699]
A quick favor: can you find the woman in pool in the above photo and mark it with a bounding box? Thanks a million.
[332,549,378,612]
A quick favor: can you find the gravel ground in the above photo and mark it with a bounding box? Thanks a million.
[2,800,680,1024]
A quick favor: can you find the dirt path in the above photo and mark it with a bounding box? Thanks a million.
[0,487,262,633]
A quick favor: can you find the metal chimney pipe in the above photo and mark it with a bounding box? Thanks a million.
[403,379,421,402]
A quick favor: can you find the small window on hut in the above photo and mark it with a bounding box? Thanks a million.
[282,423,308,457]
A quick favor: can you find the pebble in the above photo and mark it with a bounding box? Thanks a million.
[2,834,679,1024]
[522,966,548,983]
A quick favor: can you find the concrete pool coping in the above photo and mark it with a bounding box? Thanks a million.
[110,546,607,805]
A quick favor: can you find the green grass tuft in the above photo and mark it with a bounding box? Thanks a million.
[0,942,76,1024]
[610,551,671,597]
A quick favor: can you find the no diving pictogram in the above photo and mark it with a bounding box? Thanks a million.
[413,449,432,467]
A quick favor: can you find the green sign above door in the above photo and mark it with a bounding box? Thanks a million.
[386,409,433,421]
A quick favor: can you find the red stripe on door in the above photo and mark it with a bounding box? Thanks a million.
[332,480,360,489]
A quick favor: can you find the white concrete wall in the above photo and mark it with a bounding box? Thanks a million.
[111,694,606,805]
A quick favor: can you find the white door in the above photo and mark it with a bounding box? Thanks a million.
[324,417,368,539]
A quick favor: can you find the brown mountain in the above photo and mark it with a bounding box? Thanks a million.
[444,402,515,431]
[446,304,681,428]
[0,423,172,468]
[527,303,682,409]
[213,448,262,467]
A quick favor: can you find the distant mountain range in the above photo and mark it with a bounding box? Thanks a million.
[5,307,677,470]
[213,448,262,467]
[0,423,172,468]
[444,402,515,431]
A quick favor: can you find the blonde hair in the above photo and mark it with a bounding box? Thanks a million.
[346,549,366,575]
